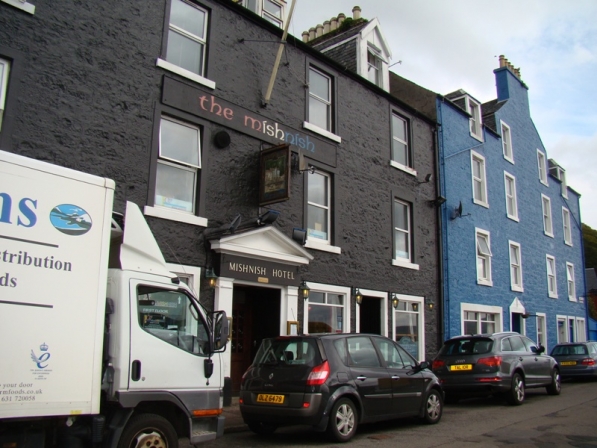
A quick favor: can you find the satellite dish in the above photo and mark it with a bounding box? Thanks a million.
[457,201,463,217]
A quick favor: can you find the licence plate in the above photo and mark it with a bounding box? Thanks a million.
[450,364,473,371]
[256,394,285,404]
[560,361,577,366]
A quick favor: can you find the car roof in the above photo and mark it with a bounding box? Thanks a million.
[445,332,519,341]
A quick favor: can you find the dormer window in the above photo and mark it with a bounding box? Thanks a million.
[240,0,285,27]
[367,45,383,87]
[548,159,568,198]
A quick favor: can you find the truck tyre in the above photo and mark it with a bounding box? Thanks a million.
[326,398,358,442]
[546,369,561,395]
[117,414,178,448]
[506,373,525,406]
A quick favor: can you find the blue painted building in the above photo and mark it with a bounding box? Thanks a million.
[436,56,587,349]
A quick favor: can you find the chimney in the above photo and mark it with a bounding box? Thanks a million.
[352,6,361,20]
[330,16,338,31]
[316,23,324,38]
[337,13,346,25]
[323,20,330,34]
[308,27,316,40]
[498,55,522,80]
[302,31,309,43]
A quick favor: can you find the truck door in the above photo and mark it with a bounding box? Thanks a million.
[127,280,220,391]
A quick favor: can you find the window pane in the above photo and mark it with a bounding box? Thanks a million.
[308,98,329,130]
[308,172,327,205]
[263,0,282,17]
[308,303,343,333]
[171,0,206,38]
[392,115,406,141]
[327,294,343,305]
[167,30,204,75]
[307,204,328,240]
[309,291,324,303]
[155,162,196,213]
[160,118,201,167]
[394,231,408,259]
[395,310,419,358]
[309,69,329,101]
[393,201,408,230]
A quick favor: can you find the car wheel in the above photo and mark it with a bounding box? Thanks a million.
[421,389,443,424]
[327,398,358,442]
[546,369,562,395]
[247,421,278,435]
[506,373,525,406]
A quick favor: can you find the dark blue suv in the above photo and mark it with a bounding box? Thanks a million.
[239,333,443,442]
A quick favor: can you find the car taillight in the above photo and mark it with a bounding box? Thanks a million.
[581,358,596,366]
[432,359,445,370]
[477,356,502,367]
[306,360,330,386]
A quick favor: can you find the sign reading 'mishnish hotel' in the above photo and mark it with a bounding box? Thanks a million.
[162,76,337,168]
[217,254,299,287]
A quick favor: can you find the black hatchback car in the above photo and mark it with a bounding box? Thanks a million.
[550,342,597,378]
[239,334,443,442]
[432,332,561,405]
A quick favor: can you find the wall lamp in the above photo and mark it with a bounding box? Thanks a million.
[257,209,280,226]
[429,196,446,207]
[426,297,434,310]
[352,288,363,305]
[292,151,315,174]
[412,302,419,312]
[391,293,399,309]
[522,313,538,319]
[417,173,433,184]
[299,281,310,301]
[205,267,218,288]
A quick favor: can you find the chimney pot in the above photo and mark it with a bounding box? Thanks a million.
[337,13,346,25]
[316,23,324,38]
[302,31,309,42]
[330,16,338,30]
[323,20,330,34]
[352,5,361,20]
[309,27,316,41]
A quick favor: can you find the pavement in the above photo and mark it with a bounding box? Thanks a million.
[222,397,248,433]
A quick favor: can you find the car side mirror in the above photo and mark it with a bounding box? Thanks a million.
[532,345,545,354]
[412,361,430,373]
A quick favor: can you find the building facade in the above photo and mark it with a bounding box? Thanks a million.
[1,0,441,394]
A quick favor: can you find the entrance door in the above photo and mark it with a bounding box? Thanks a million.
[359,296,381,334]
[230,285,280,393]
[512,312,523,334]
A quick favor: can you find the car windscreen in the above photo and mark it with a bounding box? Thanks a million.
[440,338,493,355]
[252,338,322,367]
[551,344,588,356]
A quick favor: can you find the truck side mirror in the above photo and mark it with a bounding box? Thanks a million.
[211,311,229,353]
[204,358,214,378]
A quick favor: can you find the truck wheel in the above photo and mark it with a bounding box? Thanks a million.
[327,398,358,442]
[118,414,178,448]
[506,373,525,406]
[546,369,561,395]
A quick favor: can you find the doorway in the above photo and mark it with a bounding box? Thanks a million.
[511,312,523,334]
[230,285,280,394]
[359,296,382,335]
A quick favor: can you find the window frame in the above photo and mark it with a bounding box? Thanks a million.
[541,194,554,237]
[391,294,425,361]
[504,171,518,221]
[304,65,341,142]
[471,151,488,207]
[536,313,547,352]
[537,149,548,185]
[562,207,572,246]
[392,196,419,270]
[546,254,558,298]
[156,0,215,90]
[302,282,350,335]
[304,167,340,254]
[475,228,492,286]
[566,262,576,302]
[1,0,35,14]
[144,108,208,227]
[509,241,523,292]
[460,302,503,336]
[0,57,9,133]
[390,111,415,175]
[501,121,513,163]
[466,97,483,141]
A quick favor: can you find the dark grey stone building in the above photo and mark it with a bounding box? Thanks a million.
[1,0,440,392]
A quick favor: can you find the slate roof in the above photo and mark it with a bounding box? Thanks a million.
[309,19,369,51]
[586,268,597,293]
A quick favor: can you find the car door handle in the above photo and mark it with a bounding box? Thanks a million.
[356,376,367,381]
[519,357,523,362]
[391,375,400,380]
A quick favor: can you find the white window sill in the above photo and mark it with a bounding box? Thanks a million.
[540,179,549,187]
[544,231,554,238]
[568,296,578,302]
[144,205,208,227]
[302,121,341,143]
[156,58,216,90]
[470,132,484,142]
[473,199,489,208]
[305,239,341,254]
[392,258,420,270]
[2,0,35,13]
[511,285,524,293]
[549,293,558,299]
[504,155,514,164]
[565,241,573,247]
[390,161,417,177]
[477,279,493,287]
[507,214,519,222]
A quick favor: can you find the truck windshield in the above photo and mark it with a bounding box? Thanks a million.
[137,285,209,355]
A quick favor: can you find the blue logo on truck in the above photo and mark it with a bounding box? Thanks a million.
[50,204,92,236]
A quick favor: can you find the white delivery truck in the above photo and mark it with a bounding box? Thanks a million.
[0,150,229,448]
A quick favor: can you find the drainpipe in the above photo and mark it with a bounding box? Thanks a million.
[263,0,297,106]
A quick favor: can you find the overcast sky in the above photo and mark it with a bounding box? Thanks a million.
[287,0,597,229]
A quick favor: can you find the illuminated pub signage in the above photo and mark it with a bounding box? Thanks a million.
[216,254,299,287]
[162,77,337,168]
